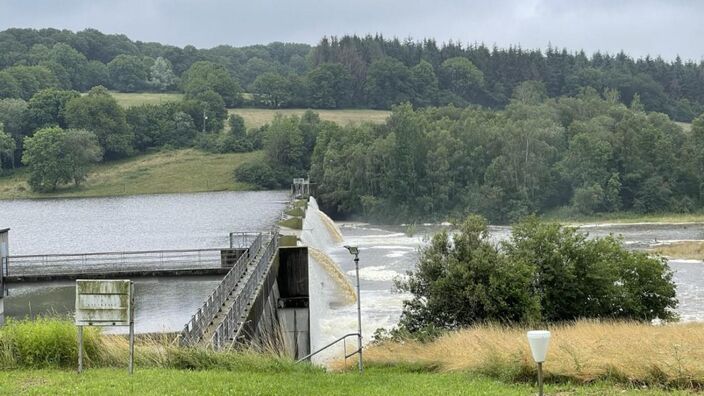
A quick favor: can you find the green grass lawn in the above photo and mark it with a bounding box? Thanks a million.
[541,205,704,225]
[0,368,691,396]
[109,91,184,107]
[228,108,391,128]
[0,149,260,200]
[106,92,391,128]
[676,122,692,132]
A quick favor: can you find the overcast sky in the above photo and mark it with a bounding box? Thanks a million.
[0,0,702,61]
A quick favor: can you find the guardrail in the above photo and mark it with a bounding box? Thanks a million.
[180,233,263,345]
[210,230,279,349]
[296,332,362,371]
[229,232,261,249]
[5,248,239,278]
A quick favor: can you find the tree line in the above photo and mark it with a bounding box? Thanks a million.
[3,77,704,221]
[0,80,336,193]
[1,28,703,121]
[310,83,704,223]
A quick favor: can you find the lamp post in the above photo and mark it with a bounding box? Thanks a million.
[527,330,551,396]
[344,245,363,374]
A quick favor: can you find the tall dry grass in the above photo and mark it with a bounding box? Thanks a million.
[651,241,704,260]
[359,321,704,387]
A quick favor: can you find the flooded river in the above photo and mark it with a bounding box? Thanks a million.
[305,220,704,362]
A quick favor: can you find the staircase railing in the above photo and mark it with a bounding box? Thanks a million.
[210,230,278,348]
[296,332,362,372]
[180,233,263,345]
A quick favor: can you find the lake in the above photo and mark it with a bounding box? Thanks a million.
[0,191,289,332]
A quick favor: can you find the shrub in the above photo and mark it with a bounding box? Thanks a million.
[0,317,100,368]
[234,159,291,189]
[397,215,677,333]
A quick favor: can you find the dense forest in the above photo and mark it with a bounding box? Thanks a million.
[1,28,703,121]
[2,28,704,223]
[310,84,704,223]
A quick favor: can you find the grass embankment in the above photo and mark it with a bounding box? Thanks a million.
[0,318,696,394]
[0,149,260,200]
[363,321,704,389]
[0,369,688,396]
[542,208,704,225]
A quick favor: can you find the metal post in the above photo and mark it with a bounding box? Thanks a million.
[537,362,544,396]
[129,281,135,375]
[77,325,83,373]
[354,254,363,374]
[129,321,134,374]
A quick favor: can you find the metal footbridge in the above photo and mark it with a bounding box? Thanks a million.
[179,229,279,348]
[0,229,282,350]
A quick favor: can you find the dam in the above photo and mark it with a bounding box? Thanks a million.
[0,189,358,362]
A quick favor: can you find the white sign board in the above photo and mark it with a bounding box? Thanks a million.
[75,279,133,326]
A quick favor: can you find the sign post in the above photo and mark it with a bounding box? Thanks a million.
[75,279,135,374]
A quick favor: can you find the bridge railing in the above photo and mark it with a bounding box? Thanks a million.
[210,229,279,349]
[5,248,237,278]
[181,233,266,345]
[229,232,261,249]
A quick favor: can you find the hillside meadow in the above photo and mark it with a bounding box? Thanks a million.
[0,149,259,200]
[227,108,391,128]
[108,92,391,128]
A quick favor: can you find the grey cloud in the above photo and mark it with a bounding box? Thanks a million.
[0,0,701,60]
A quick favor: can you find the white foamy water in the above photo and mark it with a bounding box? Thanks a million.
[301,199,423,364]
[347,265,405,282]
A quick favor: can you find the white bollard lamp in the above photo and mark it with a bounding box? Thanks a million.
[527,330,551,396]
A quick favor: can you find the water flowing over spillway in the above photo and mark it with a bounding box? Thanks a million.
[301,197,423,363]
[301,197,359,362]
[316,209,345,244]
[308,247,356,304]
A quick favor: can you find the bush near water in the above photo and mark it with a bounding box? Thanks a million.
[394,215,677,337]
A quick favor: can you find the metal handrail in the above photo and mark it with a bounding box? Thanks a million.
[296,332,361,363]
[8,247,229,259]
[181,234,262,345]
[5,248,238,278]
[210,230,278,348]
